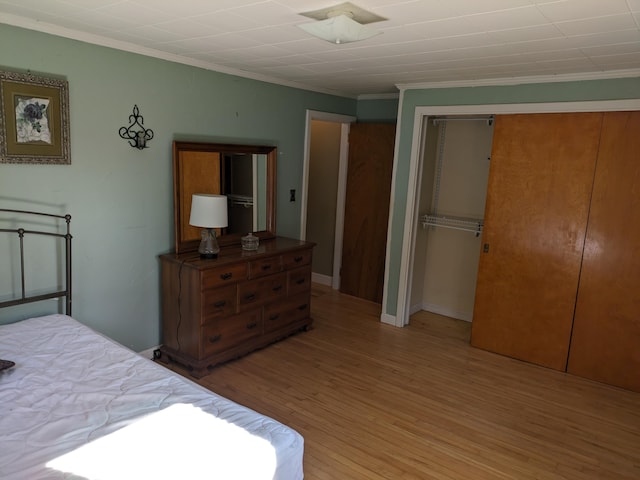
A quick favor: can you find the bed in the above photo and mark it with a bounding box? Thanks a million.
[0,209,304,479]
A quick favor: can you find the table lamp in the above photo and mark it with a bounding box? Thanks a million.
[189,194,228,259]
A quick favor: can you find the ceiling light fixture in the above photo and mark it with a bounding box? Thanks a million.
[297,2,387,45]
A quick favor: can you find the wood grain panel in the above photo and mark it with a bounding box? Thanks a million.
[179,150,221,243]
[202,309,262,357]
[567,111,640,392]
[340,123,395,303]
[471,113,602,370]
[159,238,314,377]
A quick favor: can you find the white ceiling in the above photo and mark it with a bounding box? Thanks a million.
[1,0,640,97]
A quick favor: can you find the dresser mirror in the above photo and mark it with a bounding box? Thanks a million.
[173,141,276,254]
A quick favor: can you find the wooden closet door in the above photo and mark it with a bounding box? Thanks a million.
[567,111,640,392]
[471,113,602,370]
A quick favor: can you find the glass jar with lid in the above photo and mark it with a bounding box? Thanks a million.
[241,232,259,251]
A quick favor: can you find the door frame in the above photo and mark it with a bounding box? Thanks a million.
[301,110,356,289]
[394,98,640,328]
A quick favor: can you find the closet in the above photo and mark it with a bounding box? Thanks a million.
[471,111,640,393]
[411,117,493,321]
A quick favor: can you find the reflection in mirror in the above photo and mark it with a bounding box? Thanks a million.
[178,149,222,248]
[223,152,267,234]
[173,141,276,254]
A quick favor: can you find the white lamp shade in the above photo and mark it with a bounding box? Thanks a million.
[297,14,381,44]
[189,194,228,228]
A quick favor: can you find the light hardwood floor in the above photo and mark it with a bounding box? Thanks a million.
[166,285,640,479]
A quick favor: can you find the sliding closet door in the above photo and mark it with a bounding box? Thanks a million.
[471,113,602,371]
[567,111,640,392]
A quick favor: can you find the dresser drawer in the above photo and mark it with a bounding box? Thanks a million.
[249,256,283,279]
[264,293,311,333]
[202,284,237,324]
[288,266,312,296]
[202,309,262,357]
[282,249,312,270]
[160,239,314,377]
[238,272,287,311]
[202,263,247,289]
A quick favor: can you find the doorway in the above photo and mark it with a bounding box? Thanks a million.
[409,116,493,321]
[300,110,355,289]
[302,112,396,303]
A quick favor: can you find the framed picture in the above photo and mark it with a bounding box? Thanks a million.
[0,71,70,165]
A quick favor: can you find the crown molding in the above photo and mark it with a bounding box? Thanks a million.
[9,13,635,100]
[397,68,640,91]
[0,14,359,99]
[357,92,399,100]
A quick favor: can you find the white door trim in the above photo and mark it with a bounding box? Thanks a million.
[301,110,356,288]
[393,98,640,328]
[381,89,406,326]
[332,122,352,290]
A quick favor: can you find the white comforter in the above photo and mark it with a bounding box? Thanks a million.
[0,315,303,480]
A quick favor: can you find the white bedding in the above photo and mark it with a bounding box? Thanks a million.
[0,315,304,480]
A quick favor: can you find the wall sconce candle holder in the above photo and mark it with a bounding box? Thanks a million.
[119,105,154,149]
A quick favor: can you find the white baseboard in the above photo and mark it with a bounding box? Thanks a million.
[409,302,423,315]
[312,272,332,286]
[421,303,472,322]
[381,312,399,326]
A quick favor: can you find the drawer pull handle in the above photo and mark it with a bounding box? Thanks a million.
[244,293,256,301]
[220,273,233,280]
[246,322,258,330]
[295,278,305,285]
[261,264,272,271]
[273,285,283,292]
[269,314,280,321]
[209,334,222,343]
[294,256,303,263]
[213,300,226,308]
[297,304,308,311]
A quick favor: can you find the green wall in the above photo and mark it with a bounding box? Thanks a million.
[0,23,357,350]
[356,97,399,122]
[385,77,640,318]
[7,22,635,347]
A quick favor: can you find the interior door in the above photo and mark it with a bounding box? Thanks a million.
[567,111,640,392]
[340,122,395,303]
[470,113,602,371]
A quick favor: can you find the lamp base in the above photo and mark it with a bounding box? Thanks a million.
[198,228,220,259]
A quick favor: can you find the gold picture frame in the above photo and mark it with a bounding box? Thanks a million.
[0,71,70,164]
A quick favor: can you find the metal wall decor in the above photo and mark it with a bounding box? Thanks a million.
[119,104,153,149]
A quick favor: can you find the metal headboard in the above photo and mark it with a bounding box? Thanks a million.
[0,209,72,315]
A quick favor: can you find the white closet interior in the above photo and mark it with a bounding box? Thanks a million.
[410,116,494,321]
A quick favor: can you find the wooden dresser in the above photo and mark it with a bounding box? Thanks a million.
[159,237,314,377]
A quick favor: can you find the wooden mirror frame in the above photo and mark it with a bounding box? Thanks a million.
[173,141,277,254]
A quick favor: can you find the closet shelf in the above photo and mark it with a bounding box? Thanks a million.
[421,214,484,236]
[227,194,253,208]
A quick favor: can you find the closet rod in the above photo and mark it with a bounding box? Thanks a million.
[421,214,483,237]
[432,116,494,126]
[227,194,254,208]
